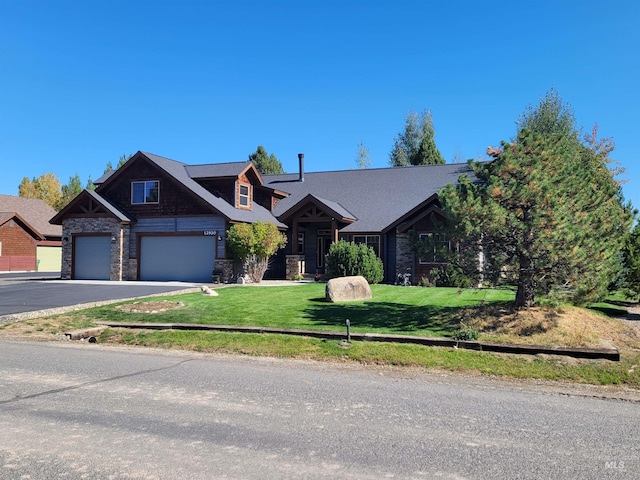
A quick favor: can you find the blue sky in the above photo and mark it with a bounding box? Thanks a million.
[1,0,639,212]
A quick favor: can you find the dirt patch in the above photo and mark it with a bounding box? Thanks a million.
[114,301,185,314]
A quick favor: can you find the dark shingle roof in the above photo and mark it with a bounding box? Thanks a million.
[264,163,474,233]
[139,152,285,227]
[185,161,253,179]
[0,194,62,238]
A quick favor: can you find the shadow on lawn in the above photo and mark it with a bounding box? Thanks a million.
[302,299,464,336]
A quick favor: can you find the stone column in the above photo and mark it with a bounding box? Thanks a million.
[286,255,305,279]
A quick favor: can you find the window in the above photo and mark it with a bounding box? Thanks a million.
[418,233,450,264]
[239,184,250,208]
[353,235,380,257]
[297,232,305,254]
[132,181,159,204]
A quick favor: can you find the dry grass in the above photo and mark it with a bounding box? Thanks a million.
[459,305,640,351]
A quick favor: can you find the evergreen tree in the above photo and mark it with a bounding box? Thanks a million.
[355,140,371,169]
[248,146,285,174]
[439,92,633,308]
[389,110,445,166]
[60,174,83,209]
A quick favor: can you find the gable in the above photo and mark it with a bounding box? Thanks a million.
[51,190,132,224]
[95,154,222,218]
[0,194,61,239]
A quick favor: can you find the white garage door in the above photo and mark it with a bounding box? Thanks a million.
[139,235,216,282]
[74,236,111,280]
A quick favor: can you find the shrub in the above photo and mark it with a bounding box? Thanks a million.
[452,325,479,341]
[227,222,287,283]
[325,240,383,284]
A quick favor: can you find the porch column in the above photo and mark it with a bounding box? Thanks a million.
[292,220,298,254]
[331,218,339,243]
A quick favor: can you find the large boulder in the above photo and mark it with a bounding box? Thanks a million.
[325,275,372,302]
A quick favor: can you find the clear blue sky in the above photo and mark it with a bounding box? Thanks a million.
[1,0,639,212]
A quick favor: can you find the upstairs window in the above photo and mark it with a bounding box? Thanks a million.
[132,180,159,204]
[238,183,250,208]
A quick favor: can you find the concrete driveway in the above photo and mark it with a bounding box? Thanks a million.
[0,272,200,323]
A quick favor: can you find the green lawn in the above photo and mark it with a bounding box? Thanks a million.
[93,283,514,337]
[11,283,639,388]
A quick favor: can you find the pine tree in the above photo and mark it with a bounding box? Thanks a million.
[389,110,445,166]
[248,146,285,174]
[439,91,633,307]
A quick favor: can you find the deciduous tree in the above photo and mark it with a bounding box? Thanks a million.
[18,173,63,211]
[227,221,287,282]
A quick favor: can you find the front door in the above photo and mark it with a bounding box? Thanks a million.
[316,234,332,272]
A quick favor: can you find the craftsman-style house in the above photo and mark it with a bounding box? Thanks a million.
[0,194,62,272]
[51,151,473,283]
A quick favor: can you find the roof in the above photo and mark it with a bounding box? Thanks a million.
[98,152,285,228]
[185,161,253,179]
[0,194,62,238]
[264,163,474,233]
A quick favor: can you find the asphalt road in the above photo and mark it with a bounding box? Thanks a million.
[0,272,199,320]
[0,341,638,479]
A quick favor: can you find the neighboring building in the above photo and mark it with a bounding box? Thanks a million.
[51,151,473,283]
[0,194,62,272]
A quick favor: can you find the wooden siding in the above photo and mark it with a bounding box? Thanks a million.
[0,256,36,271]
[195,178,235,205]
[0,220,37,256]
[130,217,226,259]
[98,158,216,217]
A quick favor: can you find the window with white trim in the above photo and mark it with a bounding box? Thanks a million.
[239,184,250,208]
[353,235,380,257]
[131,181,159,204]
[418,233,450,264]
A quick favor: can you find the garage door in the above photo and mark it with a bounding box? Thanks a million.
[74,236,111,280]
[139,235,216,282]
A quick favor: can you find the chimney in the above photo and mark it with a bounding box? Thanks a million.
[298,153,304,182]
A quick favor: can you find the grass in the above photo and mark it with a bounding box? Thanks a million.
[81,284,514,337]
[3,283,640,388]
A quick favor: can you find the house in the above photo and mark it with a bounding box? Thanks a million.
[51,151,473,283]
[0,194,62,272]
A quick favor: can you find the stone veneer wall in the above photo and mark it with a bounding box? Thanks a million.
[61,218,130,281]
[395,231,413,284]
[214,259,234,283]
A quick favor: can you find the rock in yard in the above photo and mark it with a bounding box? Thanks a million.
[326,276,372,302]
[201,286,219,296]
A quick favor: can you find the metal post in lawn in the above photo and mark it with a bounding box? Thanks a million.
[346,319,351,343]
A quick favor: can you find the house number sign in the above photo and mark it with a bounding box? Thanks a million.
[203,230,217,236]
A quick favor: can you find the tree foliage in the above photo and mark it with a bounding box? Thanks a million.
[325,240,383,284]
[389,110,445,166]
[104,153,132,174]
[60,174,83,209]
[355,140,371,169]
[439,91,633,308]
[227,221,287,282]
[248,146,285,174]
[621,222,640,298]
[18,173,63,211]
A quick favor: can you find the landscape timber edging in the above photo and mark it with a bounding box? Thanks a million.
[93,321,621,361]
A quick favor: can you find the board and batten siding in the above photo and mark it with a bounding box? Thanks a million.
[130,217,226,258]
